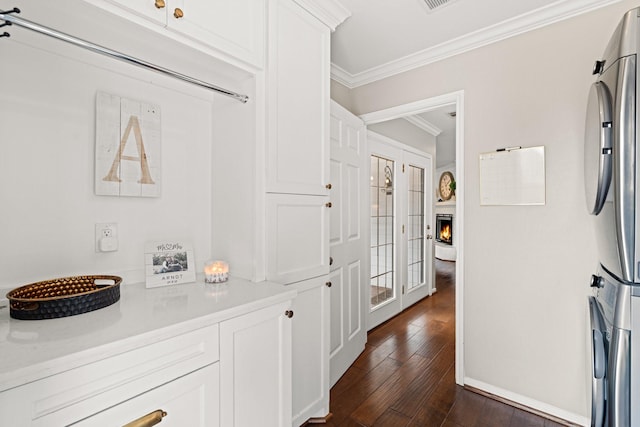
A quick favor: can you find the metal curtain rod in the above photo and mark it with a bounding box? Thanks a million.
[0,8,249,103]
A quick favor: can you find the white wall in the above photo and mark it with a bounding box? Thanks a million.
[0,2,257,288]
[334,0,639,421]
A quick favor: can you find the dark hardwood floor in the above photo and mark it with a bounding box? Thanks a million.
[326,259,567,427]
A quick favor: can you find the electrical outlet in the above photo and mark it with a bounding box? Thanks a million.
[95,223,118,252]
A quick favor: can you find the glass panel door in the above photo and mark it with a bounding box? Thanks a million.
[370,155,395,308]
[368,138,433,330]
[402,151,433,309]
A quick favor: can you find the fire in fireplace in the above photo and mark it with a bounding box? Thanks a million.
[436,214,453,245]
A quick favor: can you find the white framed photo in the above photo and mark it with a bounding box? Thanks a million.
[145,241,196,288]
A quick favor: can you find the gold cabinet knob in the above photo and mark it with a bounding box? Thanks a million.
[325,281,332,288]
[326,183,332,189]
[325,202,332,208]
[154,0,165,9]
[173,7,184,18]
[285,310,294,318]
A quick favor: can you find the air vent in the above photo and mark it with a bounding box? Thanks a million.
[422,0,457,12]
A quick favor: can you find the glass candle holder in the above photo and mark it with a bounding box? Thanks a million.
[204,260,229,283]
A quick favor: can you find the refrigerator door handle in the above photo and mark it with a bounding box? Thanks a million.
[614,55,637,282]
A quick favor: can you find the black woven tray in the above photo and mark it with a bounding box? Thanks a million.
[6,275,121,320]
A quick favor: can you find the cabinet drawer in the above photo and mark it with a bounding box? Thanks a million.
[73,363,219,427]
[24,324,218,426]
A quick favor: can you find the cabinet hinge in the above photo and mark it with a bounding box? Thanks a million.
[402,164,405,173]
[402,285,405,294]
[402,225,405,234]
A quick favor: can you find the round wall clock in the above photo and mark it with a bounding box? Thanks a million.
[439,171,455,201]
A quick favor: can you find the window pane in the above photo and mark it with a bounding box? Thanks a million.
[407,165,424,290]
[370,155,395,308]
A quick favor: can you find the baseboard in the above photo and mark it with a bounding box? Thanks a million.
[463,377,589,427]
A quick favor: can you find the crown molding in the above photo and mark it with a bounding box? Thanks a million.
[404,115,442,136]
[331,0,623,88]
[330,63,354,88]
[293,0,351,31]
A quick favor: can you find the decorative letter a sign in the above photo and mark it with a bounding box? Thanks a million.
[95,92,161,197]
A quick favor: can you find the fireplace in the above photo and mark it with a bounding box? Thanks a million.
[436,214,453,245]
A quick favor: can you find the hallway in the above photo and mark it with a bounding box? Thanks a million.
[326,260,566,426]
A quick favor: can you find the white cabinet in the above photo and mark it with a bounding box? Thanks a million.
[220,301,293,427]
[0,324,220,426]
[290,277,330,426]
[75,364,219,427]
[265,0,332,284]
[265,1,339,425]
[266,0,330,196]
[0,284,294,427]
[93,0,265,67]
[266,193,330,284]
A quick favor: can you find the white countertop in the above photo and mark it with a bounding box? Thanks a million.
[0,277,296,392]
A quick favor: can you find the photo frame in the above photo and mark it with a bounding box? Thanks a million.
[144,241,196,288]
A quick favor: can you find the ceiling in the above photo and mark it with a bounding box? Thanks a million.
[331,0,623,88]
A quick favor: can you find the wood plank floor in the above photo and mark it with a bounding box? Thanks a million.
[326,259,567,427]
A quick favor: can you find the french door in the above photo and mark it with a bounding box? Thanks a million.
[369,136,433,329]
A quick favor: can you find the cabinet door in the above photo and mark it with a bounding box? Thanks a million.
[167,0,265,67]
[219,301,292,427]
[266,0,330,195]
[101,0,167,25]
[98,0,265,67]
[74,363,219,427]
[291,277,330,426]
[266,193,330,284]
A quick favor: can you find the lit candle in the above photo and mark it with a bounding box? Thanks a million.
[204,260,229,283]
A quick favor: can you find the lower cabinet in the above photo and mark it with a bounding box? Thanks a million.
[290,276,330,426]
[0,298,293,427]
[220,300,293,427]
[75,363,219,426]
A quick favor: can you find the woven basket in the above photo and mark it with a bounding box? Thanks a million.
[6,275,121,320]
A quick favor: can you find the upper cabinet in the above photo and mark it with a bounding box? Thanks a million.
[266,0,330,196]
[91,0,265,69]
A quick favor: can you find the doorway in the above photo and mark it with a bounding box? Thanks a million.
[359,90,465,385]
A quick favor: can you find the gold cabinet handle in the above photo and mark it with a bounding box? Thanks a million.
[123,409,167,427]
[154,0,165,9]
[173,7,184,18]
[285,310,294,318]
[325,202,332,208]
[325,281,332,288]
[326,183,332,189]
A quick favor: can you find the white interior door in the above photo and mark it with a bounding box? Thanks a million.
[368,140,402,329]
[328,101,367,387]
[401,151,433,308]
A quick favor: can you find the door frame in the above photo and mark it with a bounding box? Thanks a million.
[359,90,465,386]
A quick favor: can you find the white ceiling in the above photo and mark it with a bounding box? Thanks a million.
[331,0,623,88]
